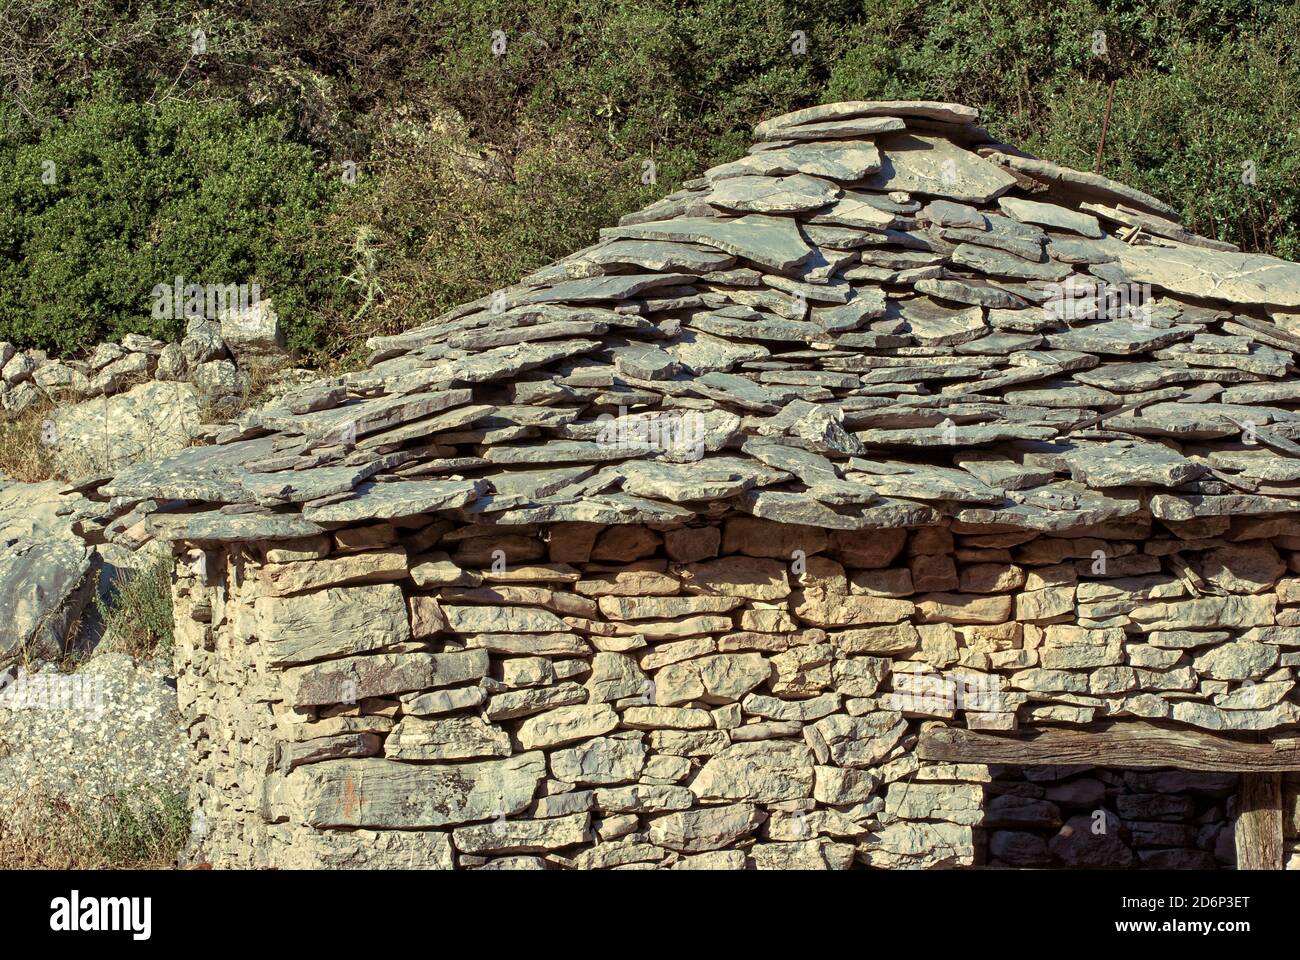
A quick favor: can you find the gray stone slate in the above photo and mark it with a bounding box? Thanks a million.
[603,215,814,272]
[952,243,1073,281]
[1059,440,1204,488]
[998,196,1103,238]
[915,278,1029,310]
[706,174,842,214]
[0,538,94,663]
[773,116,907,141]
[1114,242,1300,308]
[617,456,788,502]
[754,100,978,138]
[303,479,486,522]
[147,510,328,543]
[861,133,1018,204]
[707,141,882,182]
[985,151,1180,218]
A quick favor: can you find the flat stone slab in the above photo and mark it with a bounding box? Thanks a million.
[1115,241,1300,307]
[302,479,486,522]
[567,239,735,274]
[147,510,328,543]
[516,273,693,305]
[256,583,411,666]
[1059,440,1204,488]
[997,195,1103,238]
[1045,319,1193,355]
[916,277,1028,309]
[985,151,1179,218]
[0,537,93,662]
[845,459,1003,503]
[105,438,279,501]
[616,456,787,502]
[602,215,813,272]
[754,100,979,138]
[282,753,545,828]
[896,300,988,346]
[952,243,1073,282]
[861,133,1018,205]
[707,142,882,183]
[771,115,907,141]
[51,380,202,474]
[806,190,900,231]
[706,174,841,215]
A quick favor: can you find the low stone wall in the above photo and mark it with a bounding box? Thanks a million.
[0,301,289,424]
[170,512,1300,868]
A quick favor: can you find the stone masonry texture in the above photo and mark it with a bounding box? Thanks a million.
[74,99,1300,869]
[171,512,1300,869]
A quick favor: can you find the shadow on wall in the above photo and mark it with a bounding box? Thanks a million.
[930,765,1239,868]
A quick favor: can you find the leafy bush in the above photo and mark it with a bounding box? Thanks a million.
[0,78,343,354]
[322,0,874,341]
[824,0,1300,256]
[2,0,1299,356]
[86,788,191,868]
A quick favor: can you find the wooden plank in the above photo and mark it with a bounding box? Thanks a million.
[917,722,1300,773]
[1235,773,1284,870]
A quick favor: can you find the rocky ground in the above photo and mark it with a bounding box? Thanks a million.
[0,299,314,664]
[0,478,187,831]
[0,653,187,809]
[0,301,307,845]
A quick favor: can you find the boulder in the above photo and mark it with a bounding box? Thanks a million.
[649,802,766,852]
[0,537,95,663]
[1048,812,1133,868]
[51,380,201,473]
[690,740,815,803]
[220,298,286,361]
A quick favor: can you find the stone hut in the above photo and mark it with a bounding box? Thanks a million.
[96,100,1300,869]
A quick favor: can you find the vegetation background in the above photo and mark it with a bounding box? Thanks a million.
[2,0,1297,363]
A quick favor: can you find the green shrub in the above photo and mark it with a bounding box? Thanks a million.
[83,789,190,868]
[0,786,189,869]
[825,0,1300,255]
[0,77,343,354]
[3,0,1300,356]
[323,0,871,343]
[94,550,176,662]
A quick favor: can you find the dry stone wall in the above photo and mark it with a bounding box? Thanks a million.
[1,302,285,423]
[172,510,1300,869]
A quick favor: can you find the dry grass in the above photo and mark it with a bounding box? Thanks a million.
[94,551,176,662]
[2,358,297,479]
[0,400,57,482]
[0,786,188,869]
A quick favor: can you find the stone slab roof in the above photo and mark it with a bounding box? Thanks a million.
[98,100,1300,543]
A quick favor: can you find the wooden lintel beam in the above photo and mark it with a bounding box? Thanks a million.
[1236,773,1284,870]
[918,722,1300,773]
